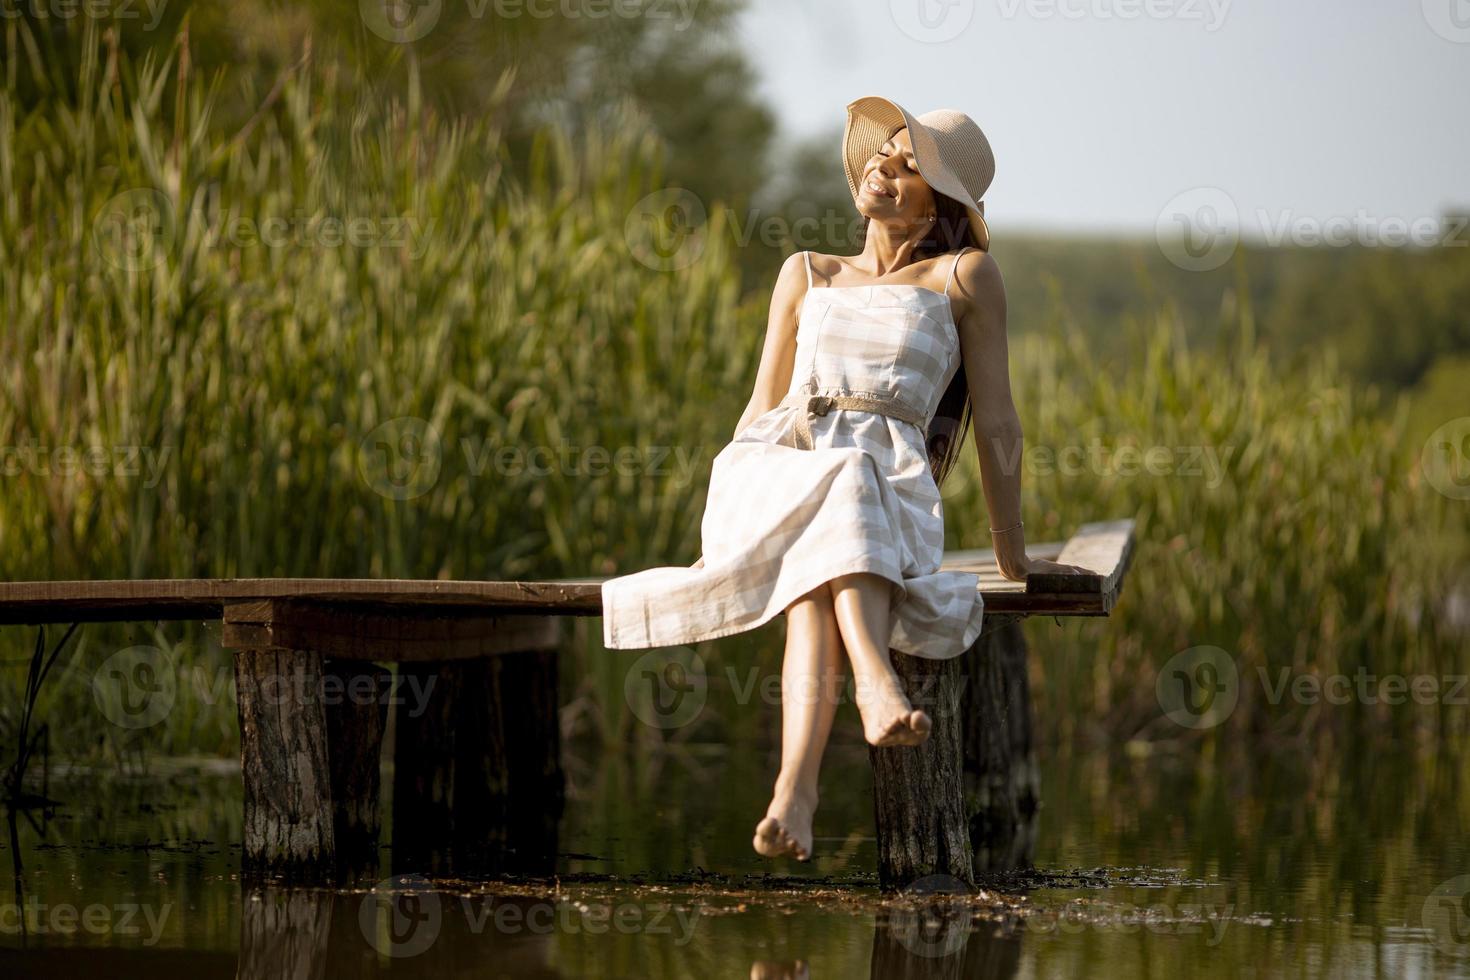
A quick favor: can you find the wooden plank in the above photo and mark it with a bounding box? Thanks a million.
[940,539,1065,570]
[0,518,1137,624]
[219,599,561,661]
[1025,519,1136,598]
[0,578,603,624]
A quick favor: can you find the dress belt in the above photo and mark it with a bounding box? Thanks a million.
[778,391,927,451]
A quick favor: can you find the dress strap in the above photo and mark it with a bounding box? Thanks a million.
[803,250,814,290]
[943,247,972,298]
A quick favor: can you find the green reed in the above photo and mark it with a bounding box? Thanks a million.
[0,22,755,756]
[940,291,1465,742]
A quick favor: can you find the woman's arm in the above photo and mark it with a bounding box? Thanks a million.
[692,252,807,569]
[733,250,807,437]
[952,250,1088,582]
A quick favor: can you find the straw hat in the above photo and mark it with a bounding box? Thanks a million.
[843,96,994,251]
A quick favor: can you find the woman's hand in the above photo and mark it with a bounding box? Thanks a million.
[997,555,1091,583]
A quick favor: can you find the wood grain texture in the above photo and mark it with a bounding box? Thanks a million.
[234,648,335,876]
[322,660,389,879]
[962,618,1039,873]
[869,652,975,889]
[0,518,1136,624]
[220,599,561,661]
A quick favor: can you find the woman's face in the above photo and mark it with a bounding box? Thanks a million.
[855,127,936,229]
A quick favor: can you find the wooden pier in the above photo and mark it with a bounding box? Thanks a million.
[0,519,1133,888]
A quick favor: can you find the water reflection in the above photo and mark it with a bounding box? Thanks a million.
[227,882,1023,980]
[4,737,1470,978]
[871,904,1021,980]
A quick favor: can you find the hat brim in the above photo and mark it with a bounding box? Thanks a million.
[843,96,991,251]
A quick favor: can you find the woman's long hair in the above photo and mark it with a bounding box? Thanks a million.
[860,190,982,488]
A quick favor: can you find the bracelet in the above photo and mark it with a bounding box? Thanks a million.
[989,520,1024,534]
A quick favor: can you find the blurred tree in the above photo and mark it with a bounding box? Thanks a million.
[4,0,774,211]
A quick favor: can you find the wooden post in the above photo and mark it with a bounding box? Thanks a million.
[869,651,974,888]
[962,617,1039,873]
[870,617,1041,889]
[391,660,506,874]
[391,641,564,875]
[492,647,565,872]
[234,648,335,877]
[322,659,390,880]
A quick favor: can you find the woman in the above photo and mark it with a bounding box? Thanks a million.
[602,96,1088,861]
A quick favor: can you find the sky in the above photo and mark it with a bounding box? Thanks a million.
[735,0,1470,239]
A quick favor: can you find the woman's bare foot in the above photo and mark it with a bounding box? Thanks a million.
[853,669,932,747]
[753,788,816,861]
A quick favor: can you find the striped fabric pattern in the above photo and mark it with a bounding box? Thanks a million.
[601,251,985,659]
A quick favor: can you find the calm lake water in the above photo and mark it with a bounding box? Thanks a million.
[2,718,1468,977]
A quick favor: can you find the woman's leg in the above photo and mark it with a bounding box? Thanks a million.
[830,572,932,747]
[753,584,845,861]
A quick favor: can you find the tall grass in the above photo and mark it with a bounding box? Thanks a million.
[0,22,1462,763]
[941,293,1465,742]
[0,22,755,756]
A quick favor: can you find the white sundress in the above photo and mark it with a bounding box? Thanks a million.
[601,249,985,660]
